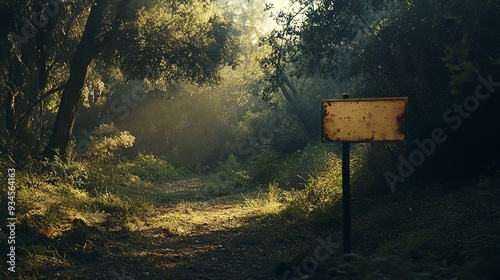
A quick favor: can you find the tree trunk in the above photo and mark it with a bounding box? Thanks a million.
[42,0,109,159]
[41,62,90,158]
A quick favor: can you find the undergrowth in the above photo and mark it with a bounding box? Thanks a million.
[234,143,500,280]
[0,147,181,277]
[1,135,498,280]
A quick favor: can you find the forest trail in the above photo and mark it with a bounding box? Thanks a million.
[60,177,324,280]
[14,173,500,280]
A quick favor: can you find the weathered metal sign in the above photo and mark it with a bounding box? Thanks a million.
[322,97,407,142]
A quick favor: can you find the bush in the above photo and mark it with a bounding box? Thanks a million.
[82,123,135,161]
[247,148,284,184]
[45,154,89,189]
[202,155,251,196]
[14,161,148,238]
[280,151,343,220]
[117,153,179,183]
[350,143,409,196]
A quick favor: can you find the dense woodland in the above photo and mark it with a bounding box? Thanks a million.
[1,0,499,279]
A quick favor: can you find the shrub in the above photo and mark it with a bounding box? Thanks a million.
[45,154,89,189]
[15,165,147,239]
[247,148,284,184]
[117,153,179,183]
[350,143,408,196]
[202,155,251,196]
[83,123,135,161]
[280,151,343,220]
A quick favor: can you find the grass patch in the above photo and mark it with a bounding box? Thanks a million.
[279,151,344,220]
[0,153,187,278]
[242,183,283,214]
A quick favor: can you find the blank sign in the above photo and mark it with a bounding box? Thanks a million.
[322,97,407,142]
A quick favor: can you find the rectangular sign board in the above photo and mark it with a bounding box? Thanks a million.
[322,97,407,142]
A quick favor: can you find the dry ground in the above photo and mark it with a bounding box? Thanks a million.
[25,178,340,280]
[12,176,498,279]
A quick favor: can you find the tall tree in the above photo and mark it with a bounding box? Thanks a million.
[41,0,130,158]
[257,0,399,139]
[261,0,398,81]
[0,0,238,159]
[1,0,68,156]
[42,0,238,158]
[262,0,500,182]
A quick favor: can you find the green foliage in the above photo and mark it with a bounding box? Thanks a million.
[117,86,239,167]
[81,152,181,195]
[83,123,135,161]
[280,151,343,220]
[0,150,184,277]
[13,161,148,239]
[437,0,500,94]
[236,143,390,221]
[117,0,239,84]
[0,145,180,245]
[268,116,310,154]
[217,155,252,186]
[84,162,123,194]
[351,143,408,196]
[201,182,234,197]
[44,154,89,189]
[204,144,335,198]
[117,153,180,183]
[247,147,284,184]
[202,155,251,196]
[242,182,283,213]
[226,144,344,220]
[200,143,333,197]
[1,0,242,159]
[261,0,398,82]
[262,0,500,187]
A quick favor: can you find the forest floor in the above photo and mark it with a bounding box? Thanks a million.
[21,177,340,280]
[8,175,500,279]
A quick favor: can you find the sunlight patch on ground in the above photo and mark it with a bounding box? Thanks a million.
[157,178,205,194]
[143,200,252,236]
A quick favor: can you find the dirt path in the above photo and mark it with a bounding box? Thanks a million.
[63,178,331,280]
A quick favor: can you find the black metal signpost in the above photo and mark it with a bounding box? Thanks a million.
[322,94,407,255]
[341,94,351,254]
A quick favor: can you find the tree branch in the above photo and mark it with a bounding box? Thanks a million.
[17,83,67,127]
